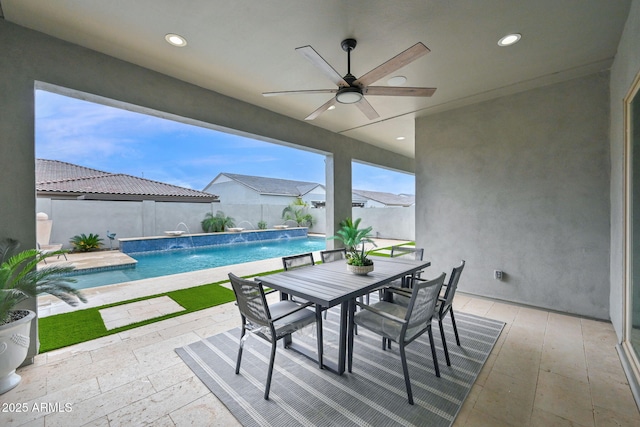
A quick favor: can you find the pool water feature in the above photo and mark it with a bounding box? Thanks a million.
[68,236,326,290]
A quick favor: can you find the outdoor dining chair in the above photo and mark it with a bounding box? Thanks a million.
[282,253,328,319]
[384,260,466,366]
[319,248,347,263]
[375,246,426,304]
[390,246,425,287]
[228,273,322,400]
[434,260,465,366]
[349,272,446,405]
[282,252,315,270]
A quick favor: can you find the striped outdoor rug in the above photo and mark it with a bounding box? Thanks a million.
[176,309,504,427]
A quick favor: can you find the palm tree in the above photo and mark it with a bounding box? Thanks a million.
[282,198,314,227]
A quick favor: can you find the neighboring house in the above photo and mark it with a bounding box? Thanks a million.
[203,172,412,208]
[203,173,325,205]
[37,159,219,202]
[352,189,415,208]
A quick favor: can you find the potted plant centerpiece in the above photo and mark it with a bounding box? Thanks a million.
[329,218,377,275]
[0,238,86,394]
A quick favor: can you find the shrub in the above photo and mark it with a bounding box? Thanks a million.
[258,220,267,230]
[201,211,235,232]
[281,198,314,227]
[70,233,103,252]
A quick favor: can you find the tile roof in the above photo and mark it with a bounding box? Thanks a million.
[36,159,218,202]
[219,173,322,196]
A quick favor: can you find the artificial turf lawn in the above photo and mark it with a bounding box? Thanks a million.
[38,281,236,353]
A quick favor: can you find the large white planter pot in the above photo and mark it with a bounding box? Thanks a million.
[0,310,35,394]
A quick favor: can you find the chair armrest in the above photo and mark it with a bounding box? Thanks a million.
[385,287,412,297]
[270,301,314,323]
[354,301,407,324]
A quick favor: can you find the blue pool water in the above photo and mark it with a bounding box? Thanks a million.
[69,237,326,289]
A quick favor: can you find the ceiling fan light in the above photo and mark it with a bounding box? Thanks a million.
[336,87,363,104]
[387,76,407,86]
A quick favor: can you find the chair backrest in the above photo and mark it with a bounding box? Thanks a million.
[320,248,346,263]
[404,273,445,338]
[228,273,271,328]
[439,260,466,316]
[390,246,424,261]
[282,252,315,270]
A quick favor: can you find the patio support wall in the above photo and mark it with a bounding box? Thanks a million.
[0,19,413,362]
[415,72,611,320]
[325,154,353,249]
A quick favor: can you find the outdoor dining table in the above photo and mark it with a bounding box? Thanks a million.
[259,256,431,375]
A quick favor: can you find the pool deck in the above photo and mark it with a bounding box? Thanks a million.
[37,237,410,317]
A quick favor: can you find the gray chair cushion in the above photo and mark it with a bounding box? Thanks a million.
[269,300,317,339]
[354,301,428,342]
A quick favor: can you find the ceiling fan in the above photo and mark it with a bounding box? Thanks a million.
[263,38,436,121]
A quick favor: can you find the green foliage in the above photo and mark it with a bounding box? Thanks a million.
[0,238,85,324]
[258,220,267,230]
[328,218,376,266]
[70,233,103,252]
[281,198,314,227]
[201,211,235,232]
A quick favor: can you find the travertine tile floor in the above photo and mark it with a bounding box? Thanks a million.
[4,250,640,426]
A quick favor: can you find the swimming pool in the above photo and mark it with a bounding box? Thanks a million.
[68,236,326,289]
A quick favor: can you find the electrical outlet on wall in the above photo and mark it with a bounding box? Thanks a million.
[494,270,503,280]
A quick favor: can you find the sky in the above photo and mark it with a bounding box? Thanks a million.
[35,90,415,195]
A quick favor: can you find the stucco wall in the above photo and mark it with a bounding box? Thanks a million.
[415,72,611,319]
[610,0,640,340]
[35,198,416,247]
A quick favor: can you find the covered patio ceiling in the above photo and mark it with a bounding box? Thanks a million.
[0,0,630,158]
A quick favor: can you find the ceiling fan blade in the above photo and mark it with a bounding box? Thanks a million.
[305,97,338,121]
[356,97,380,120]
[354,42,430,87]
[364,86,436,97]
[263,89,337,97]
[296,45,350,88]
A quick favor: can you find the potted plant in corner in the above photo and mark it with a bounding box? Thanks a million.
[329,218,377,275]
[0,238,86,394]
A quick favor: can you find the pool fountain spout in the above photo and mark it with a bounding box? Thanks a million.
[175,222,191,234]
[172,222,195,251]
[236,220,255,230]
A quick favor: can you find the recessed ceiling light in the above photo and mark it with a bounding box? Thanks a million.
[498,33,521,47]
[396,136,406,141]
[165,33,187,47]
[387,76,407,86]
[327,105,336,110]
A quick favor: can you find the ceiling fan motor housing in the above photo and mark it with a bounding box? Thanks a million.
[341,38,357,52]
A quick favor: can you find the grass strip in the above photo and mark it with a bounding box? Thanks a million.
[369,241,416,258]
[38,281,236,352]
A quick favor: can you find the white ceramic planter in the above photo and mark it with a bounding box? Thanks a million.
[0,310,35,394]
[347,263,374,275]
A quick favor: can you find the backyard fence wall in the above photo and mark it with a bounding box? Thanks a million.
[36,198,415,249]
